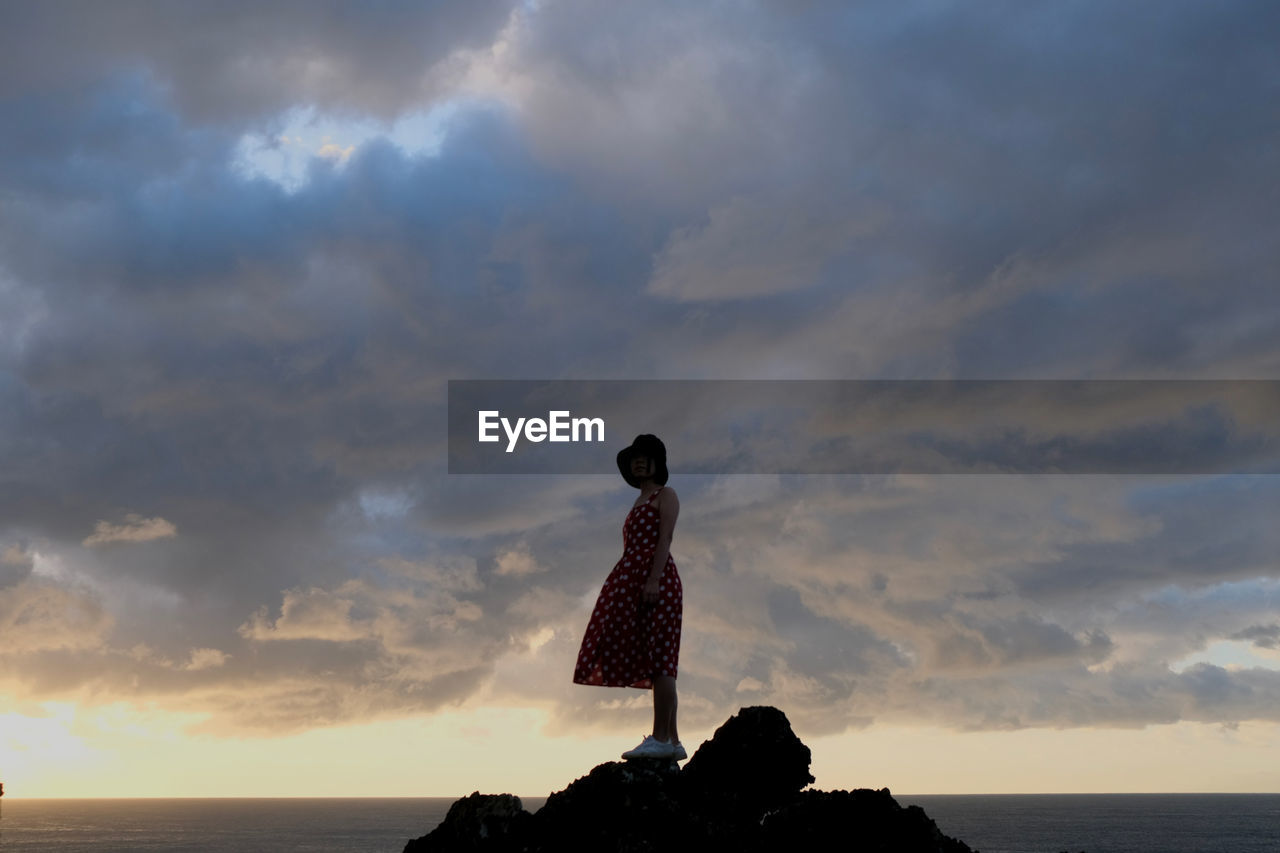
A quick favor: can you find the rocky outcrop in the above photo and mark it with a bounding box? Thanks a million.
[404,705,975,853]
[405,792,532,852]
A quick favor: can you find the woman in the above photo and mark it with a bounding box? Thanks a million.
[573,434,685,761]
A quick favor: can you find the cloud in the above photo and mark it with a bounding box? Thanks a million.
[3,474,1280,739]
[1230,624,1280,650]
[239,586,371,643]
[0,579,113,653]
[183,648,231,671]
[315,142,356,164]
[238,579,486,664]
[648,196,881,301]
[0,0,518,124]
[1,543,35,587]
[379,555,484,591]
[494,543,544,577]
[0,0,1277,743]
[83,515,178,547]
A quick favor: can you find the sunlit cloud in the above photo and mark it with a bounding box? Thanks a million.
[494,543,544,576]
[182,647,231,671]
[0,579,112,653]
[82,514,177,547]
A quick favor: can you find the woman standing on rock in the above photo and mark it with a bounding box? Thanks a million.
[573,434,685,761]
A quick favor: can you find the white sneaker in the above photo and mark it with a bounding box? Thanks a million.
[621,734,675,760]
[671,740,687,761]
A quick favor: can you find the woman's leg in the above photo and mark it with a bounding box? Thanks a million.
[652,675,678,744]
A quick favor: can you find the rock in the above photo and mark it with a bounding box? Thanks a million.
[403,792,531,853]
[759,788,975,853]
[680,704,815,812]
[531,760,699,852]
[404,706,976,853]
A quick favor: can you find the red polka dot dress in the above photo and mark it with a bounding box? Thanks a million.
[573,486,682,689]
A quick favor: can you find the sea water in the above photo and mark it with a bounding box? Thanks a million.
[0,794,1276,853]
[897,793,1280,853]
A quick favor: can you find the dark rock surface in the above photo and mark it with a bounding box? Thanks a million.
[405,792,532,852]
[404,705,975,853]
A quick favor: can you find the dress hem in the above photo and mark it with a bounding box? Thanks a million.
[571,673,678,690]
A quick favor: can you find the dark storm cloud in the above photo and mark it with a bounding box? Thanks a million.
[548,0,1280,377]
[0,74,659,728]
[1232,624,1280,650]
[2,101,622,498]
[0,0,517,122]
[1,0,1278,737]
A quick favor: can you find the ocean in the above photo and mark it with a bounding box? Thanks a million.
[0,794,1276,853]
[897,794,1280,853]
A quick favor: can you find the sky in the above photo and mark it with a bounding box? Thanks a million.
[1,0,1279,797]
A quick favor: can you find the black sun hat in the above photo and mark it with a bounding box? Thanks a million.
[616,434,669,487]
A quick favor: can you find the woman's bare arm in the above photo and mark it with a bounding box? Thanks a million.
[647,487,680,583]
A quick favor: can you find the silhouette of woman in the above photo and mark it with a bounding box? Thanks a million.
[573,434,684,761]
